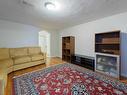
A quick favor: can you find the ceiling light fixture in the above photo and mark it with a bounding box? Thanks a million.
[45,2,56,10]
[44,1,60,11]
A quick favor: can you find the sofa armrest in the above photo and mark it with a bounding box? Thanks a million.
[0,67,8,95]
[0,78,4,95]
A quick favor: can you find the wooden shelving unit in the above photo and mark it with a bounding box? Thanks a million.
[95,31,120,55]
[62,36,75,62]
[95,30,121,79]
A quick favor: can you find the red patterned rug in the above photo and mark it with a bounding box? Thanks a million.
[13,63,127,95]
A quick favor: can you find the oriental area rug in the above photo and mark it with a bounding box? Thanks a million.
[13,63,127,95]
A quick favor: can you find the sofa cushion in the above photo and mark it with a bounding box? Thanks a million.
[31,54,44,61]
[0,48,10,60]
[10,48,28,58]
[28,47,41,55]
[0,59,13,68]
[13,56,31,65]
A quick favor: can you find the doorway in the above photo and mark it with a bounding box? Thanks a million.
[39,31,50,57]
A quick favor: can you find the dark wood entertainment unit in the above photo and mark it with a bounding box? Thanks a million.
[71,54,95,71]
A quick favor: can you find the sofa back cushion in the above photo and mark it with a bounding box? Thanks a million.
[0,48,10,60]
[28,47,41,55]
[10,48,28,58]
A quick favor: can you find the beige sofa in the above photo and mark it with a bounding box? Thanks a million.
[0,47,46,95]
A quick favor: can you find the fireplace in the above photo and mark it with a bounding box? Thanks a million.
[95,53,120,78]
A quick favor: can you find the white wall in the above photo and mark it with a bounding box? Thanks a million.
[0,20,59,57]
[59,12,127,77]
[0,20,41,47]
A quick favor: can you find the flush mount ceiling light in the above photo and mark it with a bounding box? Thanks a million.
[44,1,60,11]
[45,2,56,10]
[20,0,61,11]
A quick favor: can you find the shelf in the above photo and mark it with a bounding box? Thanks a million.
[67,54,71,57]
[95,31,120,55]
[95,43,120,45]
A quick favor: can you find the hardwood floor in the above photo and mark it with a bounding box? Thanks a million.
[6,57,127,95]
[6,57,66,95]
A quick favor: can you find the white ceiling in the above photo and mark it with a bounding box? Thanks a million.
[0,0,127,30]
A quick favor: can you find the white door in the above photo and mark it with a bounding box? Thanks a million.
[39,31,50,57]
[39,35,47,52]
